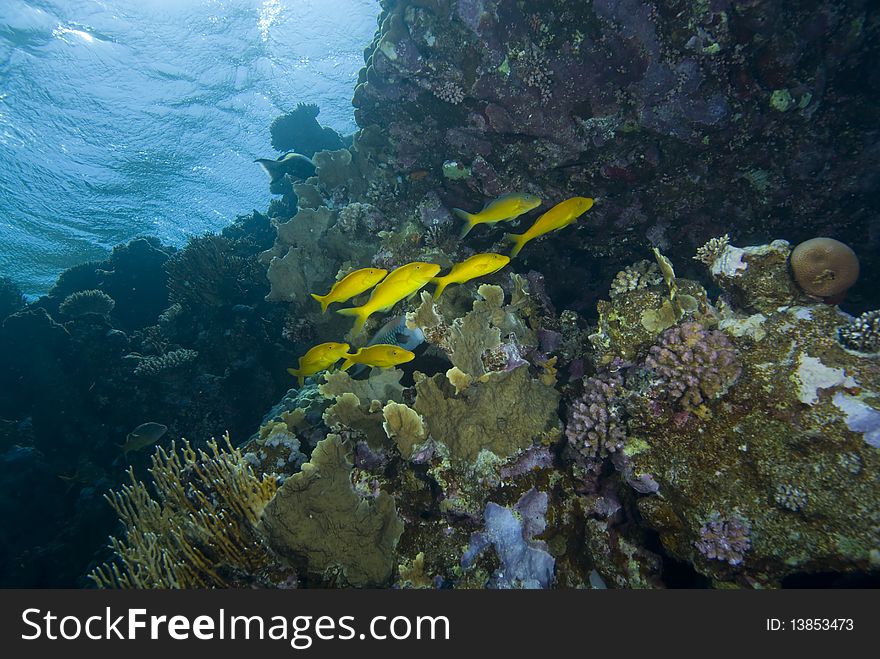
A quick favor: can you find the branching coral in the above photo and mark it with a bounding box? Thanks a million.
[694,514,751,567]
[133,348,198,377]
[645,322,741,413]
[694,234,730,267]
[59,289,115,317]
[838,310,880,353]
[89,435,281,588]
[609,260,662,298]
[165,234,262,311]
[565,372,627,462]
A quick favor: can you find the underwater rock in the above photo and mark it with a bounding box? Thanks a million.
[626,301,880,586]
[259,434,405,587]
[705,239,806,313]
[353,0,879,307]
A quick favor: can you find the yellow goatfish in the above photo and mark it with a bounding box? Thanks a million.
[310,267,388,313]
[431,253,511,299]
[341,344,416,371]
[452,192,542,238]
[507,196,594,258]
[337,261,441,335]
[286,341,351,387]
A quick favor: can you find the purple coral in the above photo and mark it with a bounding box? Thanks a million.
[565,372,627,461]
[694,514,751,566]
[645,322,741,412]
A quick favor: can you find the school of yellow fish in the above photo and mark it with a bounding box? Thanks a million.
[289,193,594,386]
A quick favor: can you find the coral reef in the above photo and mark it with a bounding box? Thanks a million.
[165,234,266,312]
[90,436,283,588]
[59,289,116,317]
[609,260,662,299]
[259,434,405,587]
[269,103,345,157]
[839,310,880,353]
[132,348,199,377]
[413,366,559,465]
[565,371,627,463]
[0,276,26,321]
[3,0,880,591]
[645,322,741,414]
[790,237,860,300]
[694,515,752,567]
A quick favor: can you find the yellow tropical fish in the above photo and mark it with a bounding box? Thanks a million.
[286,341,351,387]
[310,267,388,313]
[431,253,511,299]
[452,192,542,238]
[507,196,594,258]
[337,262,441,335]
[341,344,416,371]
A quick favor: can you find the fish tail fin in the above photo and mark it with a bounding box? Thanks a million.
[286,367,305,388]
[432,276,450,300]
[310,293,329,313]
[255,158,281,183]
[336,307,368,335]
[506,233,528,258]
[453,209,475,237]
[341,358,355,372]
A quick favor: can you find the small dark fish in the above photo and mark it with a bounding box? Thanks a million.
[255,152,316,184]
[119,422,168,455]
[58,458,105,492]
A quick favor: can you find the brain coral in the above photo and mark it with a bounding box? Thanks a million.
[789,237,859,299]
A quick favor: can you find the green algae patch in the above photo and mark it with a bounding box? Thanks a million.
[259,434,404,587]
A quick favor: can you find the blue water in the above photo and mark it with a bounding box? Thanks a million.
[0,0,379,297]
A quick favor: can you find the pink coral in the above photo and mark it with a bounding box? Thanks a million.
[645,322,740,412]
